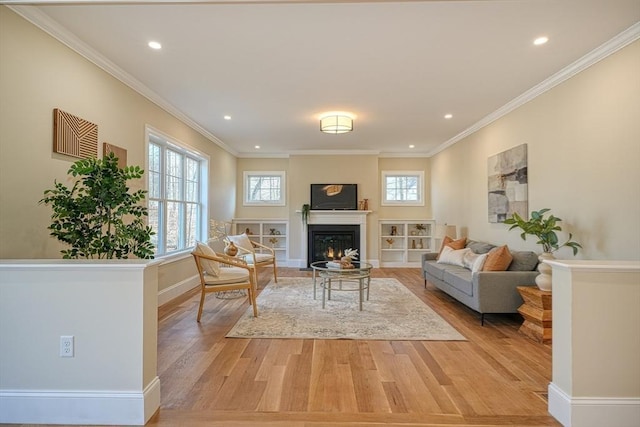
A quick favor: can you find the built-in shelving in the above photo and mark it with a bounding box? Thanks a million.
[379,220,436,267]
[232,219,289,263]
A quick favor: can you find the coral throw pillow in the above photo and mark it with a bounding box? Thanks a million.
[483,245,513,271]
[436,236,467,260]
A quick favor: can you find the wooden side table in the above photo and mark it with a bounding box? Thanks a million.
[517,286,552,344]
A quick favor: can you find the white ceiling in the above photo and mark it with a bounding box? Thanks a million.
[12,0,640,156]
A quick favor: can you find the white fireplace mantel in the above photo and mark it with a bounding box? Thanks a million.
[300,210,372,265]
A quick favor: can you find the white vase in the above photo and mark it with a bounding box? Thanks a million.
[535,252,554,291]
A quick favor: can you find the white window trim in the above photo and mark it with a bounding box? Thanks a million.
[145,125,209,257]
[381,170,425,207]
[243,171,286,206]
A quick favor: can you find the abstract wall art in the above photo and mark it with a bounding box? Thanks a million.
[53,108,98,159]
[488,144,528,223]
[103,142,127,168]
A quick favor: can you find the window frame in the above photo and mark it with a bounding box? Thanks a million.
[381,170,425,207]
[243,171,286,206]
[146,126,208,257]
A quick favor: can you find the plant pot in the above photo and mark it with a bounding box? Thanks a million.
[535,252,554,291]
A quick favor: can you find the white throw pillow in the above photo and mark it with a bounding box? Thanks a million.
[462,250,488,273]
[437,246,471,267]
[226,233,254,253]
[193,241,220,277]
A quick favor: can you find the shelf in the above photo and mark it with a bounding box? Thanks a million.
[379,219,435,267]
[232,219,289,263]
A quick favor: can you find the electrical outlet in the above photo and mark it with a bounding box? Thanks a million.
[60,335,74,358]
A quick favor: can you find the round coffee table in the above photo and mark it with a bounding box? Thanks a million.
[310,261,373,311]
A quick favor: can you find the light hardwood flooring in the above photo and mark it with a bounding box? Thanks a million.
[14,267,559,427]
[148,267,559,427]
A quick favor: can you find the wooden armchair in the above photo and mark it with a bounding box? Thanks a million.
[192,242,257,322]
[226,233,278,284]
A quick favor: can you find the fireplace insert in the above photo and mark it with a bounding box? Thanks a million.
[307,224,360,267]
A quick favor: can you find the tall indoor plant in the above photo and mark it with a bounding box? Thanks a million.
[40,152,155,259]
[504,208,581,290]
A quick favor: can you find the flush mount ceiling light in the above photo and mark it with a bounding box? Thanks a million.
[148,41,162,50]
[320,112,354,134]
[534,36,549,46]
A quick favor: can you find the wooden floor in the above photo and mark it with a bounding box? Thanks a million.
[13,267,558,427]
[147,267,559,427]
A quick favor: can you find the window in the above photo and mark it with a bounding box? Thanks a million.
[147,128,208,256]
[381,170,424,206]
[243,171,286,206]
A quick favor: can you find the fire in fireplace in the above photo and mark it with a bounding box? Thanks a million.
[307,224,360,267]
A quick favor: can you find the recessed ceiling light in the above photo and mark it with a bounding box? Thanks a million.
[533,36,549,46]
[148,41,162,50]
[409,145,415,149]
[255,145,260,149]
[444,114,453,119]
[224,115,231,120]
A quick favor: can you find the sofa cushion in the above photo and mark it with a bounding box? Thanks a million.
[424,260,462,281]
[466,240,496,254]
[437,246,470,267]
[443,269,474,296]
[507,251,539,271]
[483,245,513,271]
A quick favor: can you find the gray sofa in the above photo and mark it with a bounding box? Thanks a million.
[422,240,539,325]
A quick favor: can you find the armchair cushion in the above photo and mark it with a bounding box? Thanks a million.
[193,242,220,277]
[227,233,254,253]
[203,266,250,285]
[241,252,275,264]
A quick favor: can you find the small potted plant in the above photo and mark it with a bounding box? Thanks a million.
[504,208,581,291]
[301,203,310,226]
[415,223,426,235]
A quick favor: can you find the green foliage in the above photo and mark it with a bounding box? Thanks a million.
[301,203,310,225]
[40,152,155,259]
[503,208,582,255]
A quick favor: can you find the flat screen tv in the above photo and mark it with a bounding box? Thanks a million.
[310,184,358,210]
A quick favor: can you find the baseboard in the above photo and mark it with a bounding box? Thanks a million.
[549,382,640,427]
[157,274,199,306]
[0,376,160,425]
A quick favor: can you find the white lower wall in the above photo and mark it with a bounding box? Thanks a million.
[547,260,640,427]
[0,260,161,425]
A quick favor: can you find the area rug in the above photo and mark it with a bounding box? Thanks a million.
[226,277,466,340]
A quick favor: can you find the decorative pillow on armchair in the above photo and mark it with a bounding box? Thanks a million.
[193,241,220,277]
[226,233,255,253]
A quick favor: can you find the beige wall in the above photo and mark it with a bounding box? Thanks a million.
[430,40,640,260]
[0,8,237,290]
[233,155,433,263]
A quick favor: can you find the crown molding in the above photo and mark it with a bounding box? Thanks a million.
[428,21,640,157]
[8,5,238,157]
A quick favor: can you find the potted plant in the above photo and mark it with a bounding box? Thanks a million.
[40,152,155,259]
[301,203,310,226]
[504,208,581,290]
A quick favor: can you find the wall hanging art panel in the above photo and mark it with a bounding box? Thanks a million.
[53,108,98,159]
[103,142,127,168]
[488,144,528,223]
